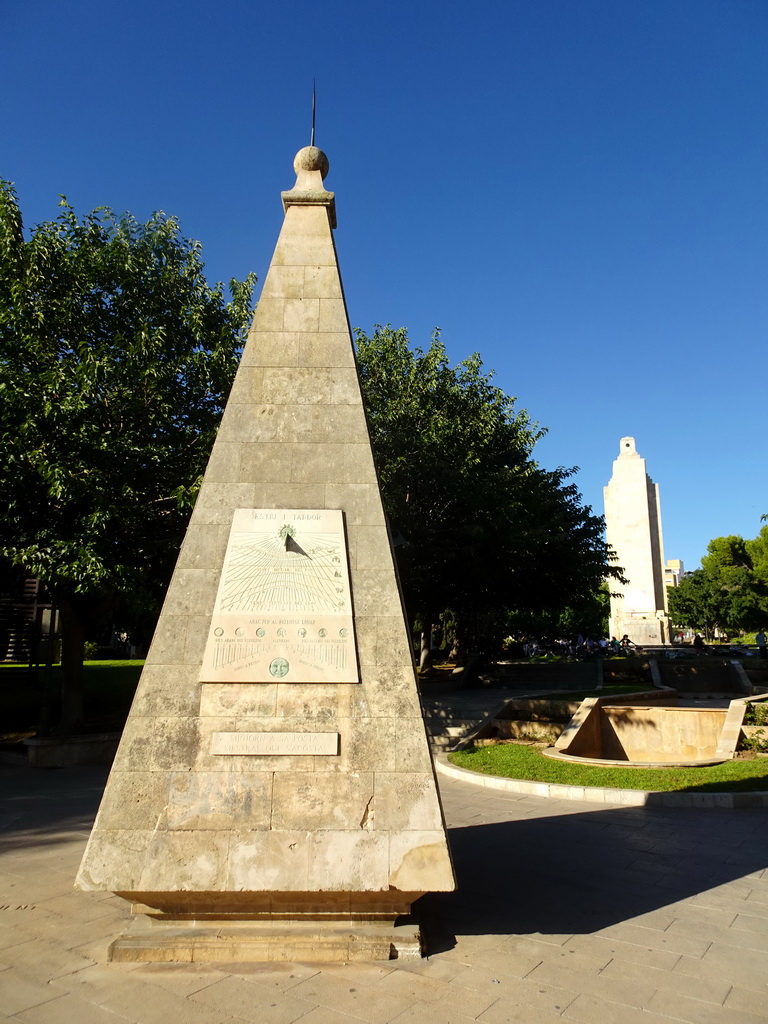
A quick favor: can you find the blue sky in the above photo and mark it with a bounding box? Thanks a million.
[3,0,766,571]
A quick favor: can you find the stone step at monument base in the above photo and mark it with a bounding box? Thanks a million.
[109,917,423,963]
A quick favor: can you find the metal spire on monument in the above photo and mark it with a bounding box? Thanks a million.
[311,79,316,147]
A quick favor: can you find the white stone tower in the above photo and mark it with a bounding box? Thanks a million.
[604,437,670,646]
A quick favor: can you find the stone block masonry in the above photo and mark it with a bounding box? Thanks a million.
[76,145,455,962]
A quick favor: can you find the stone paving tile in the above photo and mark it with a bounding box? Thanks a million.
[190,975,319,1024]
[50,964,232,1024]
[478,1008,563,1024]
[3,876,85,905]
[438,933,515,956]
[437,950,545,988]
[224,961,321,992]
[493,936,593,965]
[594,920,711,957]
[291,1008,370,1024]
[387,957,473,984]
[672,950,765,990]
[0,968,59,1015]
[518,932,575,947]
[360,970,441,1003]
[389,1005,479,1024]
[14,991,135,1024]
[622,906,679,930]
[36,892,125,924]
[0,917,35,952]
[369,970,497,1018]
[690,888,759,913]
[663,903,739,930]
[1,936,96,982]
[735,897,768,920]
[724,983,768,1017]
[442,969,530,1001]
[647,988,765,1024]
[528,949,608,975]
[474,978,578,1022]
[614,833,659,852]
[127,961,233,996]
[4,859,85,882]
[526,959,658,1010]
[562,933,681,971]
[385,958,468,983]
[732,911,768,934]
[287,972,415,1024]
[747,883,768,905]
[700,939,768,974]
[599,956,732,1005]
[693,922,768,952]
[562,993,680,1024]
[5,908,122,948]
[724,850,768,870]
[301,963,394,986]
[699,879,756,899]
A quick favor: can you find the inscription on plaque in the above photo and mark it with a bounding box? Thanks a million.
[211,732,340,756]
[200,509,359,683]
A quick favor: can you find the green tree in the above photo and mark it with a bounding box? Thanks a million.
[669,535,768,637]
[746,524,768,587]
[702,536,767,633]
[354,325,617,655]
[0,182,255,729]
[668,570,725,638]
[700,535,751,575]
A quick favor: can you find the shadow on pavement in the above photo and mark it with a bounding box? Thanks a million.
[0,764,109,849]
[4,763,767,964]
[420,805,768,954]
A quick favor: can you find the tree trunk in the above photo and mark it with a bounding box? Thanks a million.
[418,612,437,672]
[58,598,86,733]
[418,632,431,672]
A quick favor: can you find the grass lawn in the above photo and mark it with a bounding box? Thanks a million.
[0,660,143,736]
[448,742,768,792]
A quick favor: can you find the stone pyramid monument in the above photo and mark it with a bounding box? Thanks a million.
[76,145,455,961]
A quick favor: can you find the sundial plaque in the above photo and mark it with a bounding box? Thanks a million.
[200,509,359,683]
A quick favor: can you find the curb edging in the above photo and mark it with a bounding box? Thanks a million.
[435,753,768,808]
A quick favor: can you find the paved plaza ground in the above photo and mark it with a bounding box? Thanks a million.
[1,762,767,1024]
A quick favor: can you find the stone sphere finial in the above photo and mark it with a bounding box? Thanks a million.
[294,146,329,180]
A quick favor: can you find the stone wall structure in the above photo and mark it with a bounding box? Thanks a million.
[604,436,670,646]
[76,146,455,962]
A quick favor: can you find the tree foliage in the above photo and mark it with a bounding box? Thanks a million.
[746,525,768,584]
[0,182,255,726]
[668,530,768,635]
[354,325,616,643]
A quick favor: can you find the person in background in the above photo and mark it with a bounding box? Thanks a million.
[756,628,767,660]
[692,633,709,654]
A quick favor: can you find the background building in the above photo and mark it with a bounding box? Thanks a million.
[664,558,685,590]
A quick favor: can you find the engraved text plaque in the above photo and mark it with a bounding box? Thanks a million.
[211,732,340,756]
